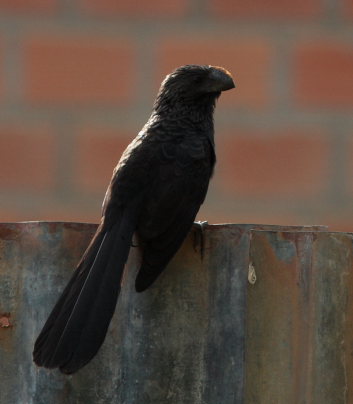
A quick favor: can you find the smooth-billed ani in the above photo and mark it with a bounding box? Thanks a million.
[33,64,235,374]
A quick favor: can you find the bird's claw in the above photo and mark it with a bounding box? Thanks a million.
[193,221,208,259]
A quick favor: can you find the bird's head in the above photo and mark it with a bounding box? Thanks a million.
[160,64,235,99]
[153,65,235,116]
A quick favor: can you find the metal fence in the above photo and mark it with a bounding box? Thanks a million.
[0,222,351,403]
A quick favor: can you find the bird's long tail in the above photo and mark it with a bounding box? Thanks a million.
[33,213,135,374]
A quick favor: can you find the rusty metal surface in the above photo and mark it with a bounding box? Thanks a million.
[0,222,97,404]
[0,222,327,403]
[245,230,353,404]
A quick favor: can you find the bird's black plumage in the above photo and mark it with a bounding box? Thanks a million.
[33,64,235,374]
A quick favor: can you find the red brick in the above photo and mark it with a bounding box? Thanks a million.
[0,126,55,189]
[79,0,188,17]
[0,203,100,223]
[0,0,57,13]
[0,40,3,100]
[326,218,353,233]
[75,128,132,192]
[294,42,353,107]
[210,0,322,19]
[0,206,43,222]
[24,36,135,104]
[348,137,353,195]
[157,38,274,109]
[217,130,330,197]
[344,0,353,18]
[34,204,100,223]
[198,207,305,227]
[0,208,22,222]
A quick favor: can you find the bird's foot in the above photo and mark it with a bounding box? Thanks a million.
[193,221,208,259]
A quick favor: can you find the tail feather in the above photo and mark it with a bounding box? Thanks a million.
[33,227,105,356]
[33,213,135,374]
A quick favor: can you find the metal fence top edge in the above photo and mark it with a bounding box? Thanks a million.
[0,221,328,231]
[0,221,327,229]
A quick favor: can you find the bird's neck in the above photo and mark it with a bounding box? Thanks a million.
[152,94,217,127]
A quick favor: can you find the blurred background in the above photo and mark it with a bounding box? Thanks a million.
[0,0,352,230]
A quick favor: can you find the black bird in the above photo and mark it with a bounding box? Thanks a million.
[33,64,235,374]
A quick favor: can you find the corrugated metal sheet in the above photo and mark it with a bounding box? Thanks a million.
[3,222,348,404]
[245,230,353,404]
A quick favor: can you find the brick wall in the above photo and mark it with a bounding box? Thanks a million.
[0,0,352,230]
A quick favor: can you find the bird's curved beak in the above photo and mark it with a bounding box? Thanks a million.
[209,66,235,92]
